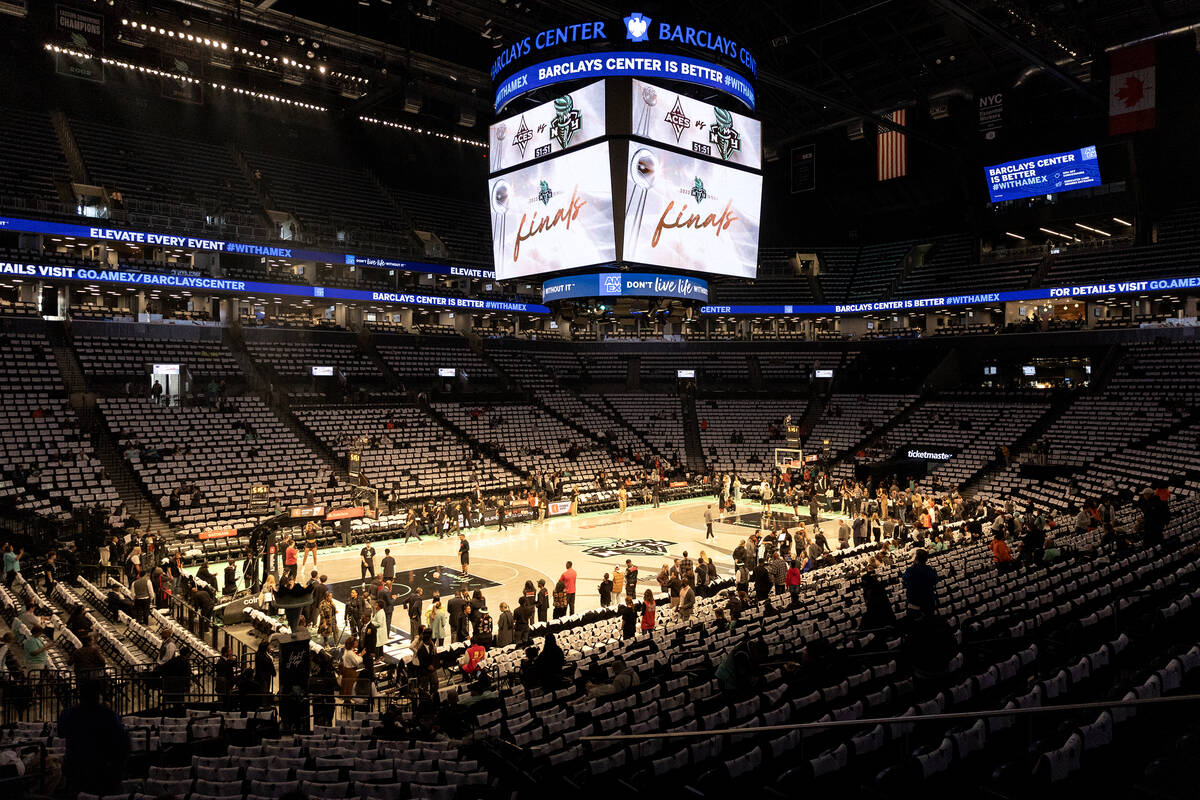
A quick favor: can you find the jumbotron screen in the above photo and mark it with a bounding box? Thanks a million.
[622,143,762,279]
[488,142,616,280]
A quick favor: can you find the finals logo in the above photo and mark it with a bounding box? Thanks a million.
[549,94,582,150]
[537,180,554,205]
[512,116,534,157]
[709,107,742,161]
[690,177,707,204]
[664,97,692,142]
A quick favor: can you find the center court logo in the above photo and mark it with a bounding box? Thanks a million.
[624,12,652,42]
[563,537,673,558]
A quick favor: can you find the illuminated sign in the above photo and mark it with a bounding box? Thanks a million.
[631,79,761,168]
[906,449,955,461]
[814,369,834,379]
[0,214,495,280]
[700,275,1200,315]
[488,142,616,280]
[985,146,1101,203]
[311,366,334,377]
[0,259,551,314]
[677,369,696,378]
[496,52,755,112]
[541,272,709,302]
[623,144,762,278]
[490,14,758,86]
[490,81,606,173]
[152,363,180,376]
[437,367,457,377]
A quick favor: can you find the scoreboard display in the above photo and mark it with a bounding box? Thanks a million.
[488,77,762,283]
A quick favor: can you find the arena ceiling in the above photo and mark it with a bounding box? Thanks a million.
[165,0,1200,144]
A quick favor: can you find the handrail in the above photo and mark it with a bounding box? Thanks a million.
[578,692,1200,741]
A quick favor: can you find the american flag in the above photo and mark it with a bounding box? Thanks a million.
[876,109,907,181]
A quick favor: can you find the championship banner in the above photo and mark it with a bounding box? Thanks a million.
[977,90,1004,141]
[161,53,204,105]
[488,142,616,280]
[622,143,762,278]
[790,144,815,193]
[54,5,103,82]
[490,80,606,173]
[630,79,761,169]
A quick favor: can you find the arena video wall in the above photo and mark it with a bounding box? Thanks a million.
[986,145,1102,203]
[622,143,762,279]
[489,80,607,173]
[488,142,617,280]
[631,79,761,169]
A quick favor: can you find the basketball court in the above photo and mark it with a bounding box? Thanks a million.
[210,495,851,661]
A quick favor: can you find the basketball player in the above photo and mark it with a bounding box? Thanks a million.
[617,484,627,515]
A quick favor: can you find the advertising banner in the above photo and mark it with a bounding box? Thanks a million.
[630,79,761,168]
[541,271,708,302]
[490,80,606,173]
[622,143,761,278]
[986,146,1101,203]
[488,142,616,280]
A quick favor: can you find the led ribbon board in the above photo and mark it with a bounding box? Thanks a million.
[491,13,758,112]
[541,272,709,302]
[0,215,496,280]
[497,53,754,113]
[0,260,551,314]
[700,275,1200,315]
[985,146,1101,203]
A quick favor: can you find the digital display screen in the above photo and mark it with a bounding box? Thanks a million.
[490,80,606,173]
[489,142,616,280]
[437,367,457,377]
[984,366,998,375]
[986,146,1101,203]
[311,366,334,376]
[152,363,180,376]
[1022,366,1037,376]
[622,143,761,278]
[814,369,834,378]
[676,369,696,378]
[631,79,761,169]
[542,272,708,302]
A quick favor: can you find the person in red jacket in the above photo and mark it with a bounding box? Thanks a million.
[283,538,298,580]
[990,531,1014,572]
[786,560,803,607]
[640,589,656,634]
[560,561,578,615]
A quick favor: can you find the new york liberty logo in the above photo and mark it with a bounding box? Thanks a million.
[709,107,741,161]
[550,95,582,150]
[691,177,707,204]
[538,181,554,205]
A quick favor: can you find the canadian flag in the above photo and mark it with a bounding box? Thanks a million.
[1109,42,1155,135]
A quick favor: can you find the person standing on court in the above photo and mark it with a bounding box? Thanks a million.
[458,534,470,575]
[625,559,638,597]
[360,543,376,582]
[704,505,715,539]
[560,561,578,615]
[377,580,394,638]
[380,549,395,582]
